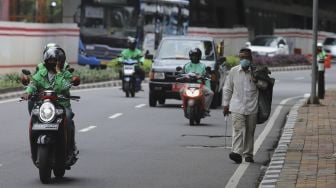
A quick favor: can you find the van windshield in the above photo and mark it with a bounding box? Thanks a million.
[157,39,215,61]
[324,38,336,45]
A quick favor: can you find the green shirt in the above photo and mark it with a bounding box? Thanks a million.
[26,64,72,107]
[183,62,211,89]
[118,49,144,64]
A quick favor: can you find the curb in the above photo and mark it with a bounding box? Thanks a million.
[259,96,309,188]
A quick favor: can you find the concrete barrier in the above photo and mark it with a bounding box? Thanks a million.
[0,21,79,74]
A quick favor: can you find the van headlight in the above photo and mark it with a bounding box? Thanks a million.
[39,102,56,123]
[153,72,165,79]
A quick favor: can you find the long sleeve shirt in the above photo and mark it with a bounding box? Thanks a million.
[223,65,258,115]
[183,62,211,89]
[26,64,72,107]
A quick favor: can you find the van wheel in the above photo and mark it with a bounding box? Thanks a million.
[149,92,157,107]
[158,97,166,105]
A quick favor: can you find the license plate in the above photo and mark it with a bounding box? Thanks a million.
[32,123,59,130]
[154,86,162,90]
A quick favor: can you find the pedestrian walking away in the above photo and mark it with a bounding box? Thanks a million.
[223,48,258,164]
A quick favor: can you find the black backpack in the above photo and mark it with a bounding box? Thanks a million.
[252,66,275,124]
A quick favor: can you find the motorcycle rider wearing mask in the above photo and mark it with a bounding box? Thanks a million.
[21,47,78,159]
[180,48,214,116]
[223,48,258,164]
[118,37,145,82]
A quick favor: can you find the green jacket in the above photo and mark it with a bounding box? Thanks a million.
[183,62,211,89]
[118,49,144,64]
[317,51,326,62]
[26,64,72,107]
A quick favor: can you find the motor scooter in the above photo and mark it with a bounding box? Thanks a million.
[176,68,210,125]
[20,70,80,184]
[121,59,142,97]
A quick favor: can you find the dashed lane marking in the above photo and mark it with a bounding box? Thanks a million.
[135,104,146,108]
[109,113,123,119]
[79,126,97,132]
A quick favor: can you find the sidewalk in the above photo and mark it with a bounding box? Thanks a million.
[260,89,336,188]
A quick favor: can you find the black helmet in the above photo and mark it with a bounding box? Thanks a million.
[43,47,66,71]
[127,37,137,50]
[43,43,60,55]
[189,48,202,63]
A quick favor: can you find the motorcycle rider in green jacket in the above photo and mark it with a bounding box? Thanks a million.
[22,47,78,159]
[118,37,145,82]
[180,48,214,116]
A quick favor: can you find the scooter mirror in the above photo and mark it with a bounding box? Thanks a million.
[176,66,183,72]
[68,68,75,73]
[22,69,31,76]
[205,66,212,73]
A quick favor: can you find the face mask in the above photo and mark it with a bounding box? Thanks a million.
[190,56,200,64]
[240,59,251,69]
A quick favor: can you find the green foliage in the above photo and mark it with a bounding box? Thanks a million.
[73,67,118,83]
[0,73,22,89]
[225,56,240,69]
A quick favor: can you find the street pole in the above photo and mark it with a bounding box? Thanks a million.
[310,0,319,104]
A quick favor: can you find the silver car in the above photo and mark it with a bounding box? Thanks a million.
[246,35,289,57]
[323,37,336,61]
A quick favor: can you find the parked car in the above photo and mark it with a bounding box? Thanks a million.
[246,35,289,57]
[148,36,227,108]
[78,39,108,69]
[323,37,336,61]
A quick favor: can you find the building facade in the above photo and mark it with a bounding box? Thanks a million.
[189,0,336,36]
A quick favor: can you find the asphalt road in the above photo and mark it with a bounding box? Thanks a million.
[0,66,335,188]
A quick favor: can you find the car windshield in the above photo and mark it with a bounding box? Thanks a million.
[157,39,215,61]
[251,36,277,47]
[324,38,336,45]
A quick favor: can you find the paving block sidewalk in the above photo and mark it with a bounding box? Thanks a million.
[260,90,336,188]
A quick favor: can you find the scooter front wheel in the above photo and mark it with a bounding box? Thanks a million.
[188,107,195,126]
[38,146,52,184]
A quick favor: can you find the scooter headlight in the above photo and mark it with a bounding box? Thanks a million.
[186,88,200,97]
[39,102,56,123]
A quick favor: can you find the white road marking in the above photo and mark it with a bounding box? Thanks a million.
[294,77,305,80]
[79,126,97,132]
[109,113,123,119]
[135,104,146,108]
[225,95,304,188]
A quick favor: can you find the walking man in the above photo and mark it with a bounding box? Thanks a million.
[223,48,258,163]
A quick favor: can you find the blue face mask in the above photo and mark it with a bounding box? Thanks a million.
[240,59,251,68]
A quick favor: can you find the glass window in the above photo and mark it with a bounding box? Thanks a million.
[323,38,336,45]
[251,36,277,47]
[157,39,214,61]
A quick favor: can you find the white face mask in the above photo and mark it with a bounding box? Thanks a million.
[240,59,251,68]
